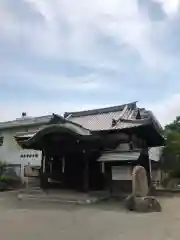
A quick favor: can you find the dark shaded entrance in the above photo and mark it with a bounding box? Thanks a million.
[41,133,85,190]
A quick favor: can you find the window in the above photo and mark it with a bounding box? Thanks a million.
[0,136,4,146]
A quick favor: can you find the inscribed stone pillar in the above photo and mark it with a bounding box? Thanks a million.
[132,165,149,197]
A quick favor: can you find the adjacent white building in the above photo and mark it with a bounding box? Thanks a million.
[0,113,52,179]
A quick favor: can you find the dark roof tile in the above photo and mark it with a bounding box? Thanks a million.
[64,102,137,118]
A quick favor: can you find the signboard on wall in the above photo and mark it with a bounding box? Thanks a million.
[20,149,42,167]
[112,166,132,180]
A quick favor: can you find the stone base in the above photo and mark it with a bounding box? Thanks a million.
[125,195,162,213]
[124,195,135,211]
[17,189,110,205]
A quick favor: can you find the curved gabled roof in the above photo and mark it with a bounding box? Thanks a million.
[22,122,92,148]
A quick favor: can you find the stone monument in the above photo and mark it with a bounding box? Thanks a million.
[125,165,161,212]
[132,165,149,197]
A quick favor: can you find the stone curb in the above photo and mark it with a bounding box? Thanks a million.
[17,193,108,205]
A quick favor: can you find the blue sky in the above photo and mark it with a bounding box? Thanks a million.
[1,0,180,125]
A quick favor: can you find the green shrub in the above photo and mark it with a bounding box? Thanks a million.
[1,175,16,183]
[0,163,21,190]
[0,175,21,188]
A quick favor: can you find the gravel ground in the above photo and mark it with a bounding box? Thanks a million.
[0,193,180,240]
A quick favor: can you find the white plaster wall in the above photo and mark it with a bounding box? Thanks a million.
[152,169,161,182]
[0,126,42,178]
[149,147,164,162]
[112,166,132,180]
[0,130,22,164]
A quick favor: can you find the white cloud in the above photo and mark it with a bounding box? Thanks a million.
[2,0,160,92]
[0,60,109,91]
[146,93,180,126]
[0,0,165,67]
[156,0,180,17]
[1,0,180,126]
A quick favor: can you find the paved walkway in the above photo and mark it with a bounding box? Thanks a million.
[0,194,180,240]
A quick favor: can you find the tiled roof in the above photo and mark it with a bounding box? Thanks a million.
[0,101,162,134]
[97,147,163,162]
[0,115,52,130]
[66,102,151,131]
[15,133,35,138]
[98,150,141,162]
[64,102,137,118]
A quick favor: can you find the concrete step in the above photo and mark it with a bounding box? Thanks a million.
[28,178,40,184]
[17,193,100,204]
[17,190,110,205]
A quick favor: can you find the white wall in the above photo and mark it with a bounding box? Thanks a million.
[0,130,23,164]
[152,169,161,182]
[149,147,164,162]
[112,166,132,180]
[112,166,162,182]
[0,125,42,178]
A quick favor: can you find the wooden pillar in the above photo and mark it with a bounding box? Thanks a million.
[83,150,89,192]
[145,157,151,187]
[40,150,44,188]
[142,148,152,187]
[40,150,48,189]
[149,155,152,180]
[42,152,45,173]
[138,142,152,188]
[101,162,105,173]
[62,157,65,173]
[106,164,113,195]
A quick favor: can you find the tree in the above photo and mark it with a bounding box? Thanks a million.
[165,116,180,132]
[162,116,180,177]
